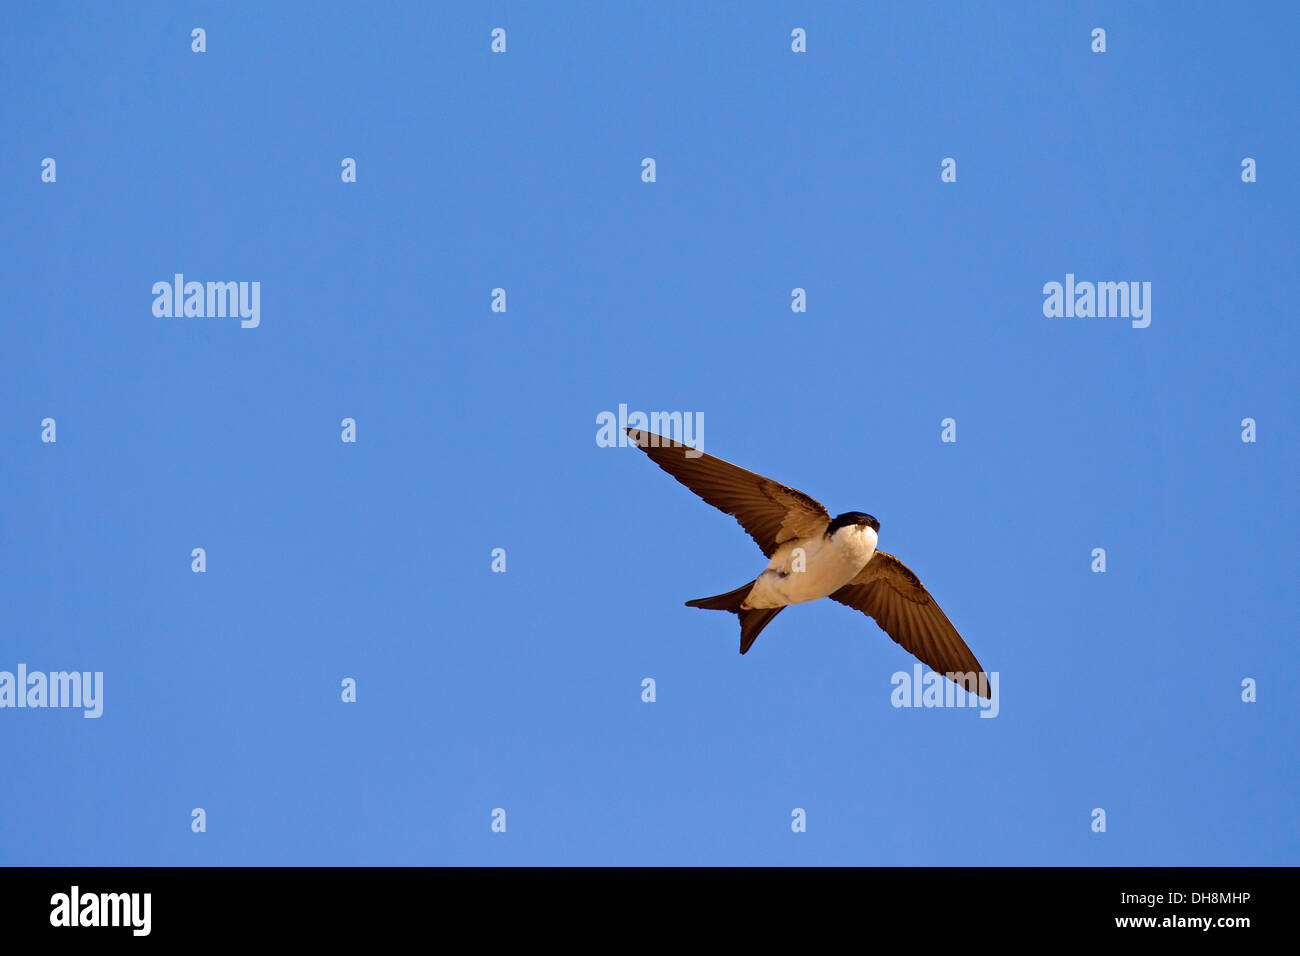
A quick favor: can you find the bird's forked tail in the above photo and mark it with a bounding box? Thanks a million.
[685,580,783,655]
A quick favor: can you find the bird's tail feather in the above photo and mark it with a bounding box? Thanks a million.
[685,581,784,654]
[685,581,753,611]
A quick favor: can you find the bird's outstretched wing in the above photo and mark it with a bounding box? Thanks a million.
[829,551,990,698]
[625,428,830,557]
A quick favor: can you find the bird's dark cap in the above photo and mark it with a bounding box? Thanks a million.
[828,512,879,534]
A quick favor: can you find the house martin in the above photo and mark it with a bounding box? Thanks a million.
[625,428,990,698]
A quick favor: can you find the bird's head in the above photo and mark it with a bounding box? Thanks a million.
[827,511,880,538]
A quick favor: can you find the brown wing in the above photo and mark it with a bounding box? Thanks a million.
[830,551,990,698]
[625,428,830,557]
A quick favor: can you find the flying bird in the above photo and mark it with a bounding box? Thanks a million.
[625,427,990,698]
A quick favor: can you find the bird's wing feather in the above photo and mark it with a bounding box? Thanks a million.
[625,428,830,557]
[829,550,990,698]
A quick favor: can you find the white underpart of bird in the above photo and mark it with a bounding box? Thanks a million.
[744,525,878,609]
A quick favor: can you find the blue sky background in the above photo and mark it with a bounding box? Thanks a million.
[2,2,1296,865]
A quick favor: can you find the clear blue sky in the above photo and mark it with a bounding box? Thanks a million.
[2,2,1296,865]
